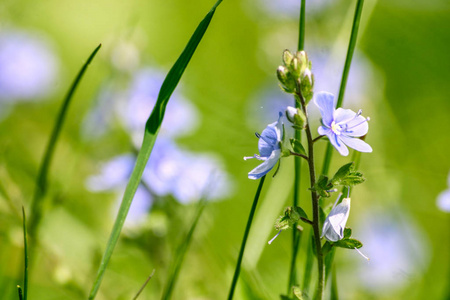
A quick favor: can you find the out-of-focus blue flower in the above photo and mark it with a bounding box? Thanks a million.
[354,211,429,293]
[321,196,351,242]
[0,29,58,103]
[436,172,450,212]
[249,0,332,19]
[117,68,199,143]
[315,91,372,156]
[244,112,283,180]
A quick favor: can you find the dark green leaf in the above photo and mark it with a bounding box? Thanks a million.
[293,286,305,299]
[343,228,352,239]
[334,238,363,249]
[290,138,307,156]
[322,241,333,256]
[331,162,353,185]
[280,295,291,300]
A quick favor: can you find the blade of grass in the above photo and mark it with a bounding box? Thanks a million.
[321,0,365,177]
[28,44,102,239]
[21,207,28,300]
[161,199,207,300]
[132,269,156,300]
[88,2,223,298]
[17,286,23,300]
[228,176,266,300]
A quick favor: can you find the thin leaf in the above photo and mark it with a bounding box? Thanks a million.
[22,207,28,300]
[132,269,155,300]
[88,2,223,299]
[161,199,207,300]
[28,44,102,238]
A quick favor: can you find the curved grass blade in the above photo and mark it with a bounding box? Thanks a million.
[88,2,223,299]
[228,176,266,300]
[28,44,102,239]
[21,207,28,300]
[132,269,156,300]
[321,0,365,176]
[161,198,207,300]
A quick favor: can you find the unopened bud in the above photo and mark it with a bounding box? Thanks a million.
[300,68,314,103]
[277,66,296,93]
[285,106,307,129]
[282,49,294,66]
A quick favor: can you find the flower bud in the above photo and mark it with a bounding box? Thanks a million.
[321,197,351,242]
[285,106,307,129]
[282,49,293,66]
[300,68,314,103]
[277,66,296,93]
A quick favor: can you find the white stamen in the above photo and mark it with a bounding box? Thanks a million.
[355,247,370,261]
[268,230,282,245]
[244,154,260,160]
[332,193,343,209]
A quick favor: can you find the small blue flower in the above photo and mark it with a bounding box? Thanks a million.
[315,92,372,156]
[321,196,351,242]
[244,112,283,180]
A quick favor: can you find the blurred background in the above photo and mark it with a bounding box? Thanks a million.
[0,0,449,299]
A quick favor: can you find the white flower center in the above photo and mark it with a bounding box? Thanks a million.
[331,121,342,135]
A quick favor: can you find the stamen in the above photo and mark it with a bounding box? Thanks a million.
[347,117,370,130]
[255,132,261,138]
[268,230,282,245]
[244,154,260,160]
[355,247,370,261]
[347,186,350,198]
[332,193,343,209]
[326,188,338,193]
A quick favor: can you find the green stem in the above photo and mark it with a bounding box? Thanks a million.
[161,200,207,300]
[301,234,314,294]
[22,207,28,300]
[28,44,101,240]
[288,0,306,293]
[298,93,324,300]
[227,176,266,300]
[321,0,364,177]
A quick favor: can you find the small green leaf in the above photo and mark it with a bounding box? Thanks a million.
[334,238,363,249]
[340,171,365,186]
[293,286,305,299]
[343,228,352,239]
[275,206,309,231]
[322,241,333,256]
[280,295,291,300]
[311,175,333,197]
[331,162,353,185]
[290,138,307,156]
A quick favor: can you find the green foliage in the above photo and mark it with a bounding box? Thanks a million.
[275,206,309,231]
[334,238,363,249]
[88,2,223,299]
[311,175,333,198]
[331,162,365,186]
[290,138,307,156]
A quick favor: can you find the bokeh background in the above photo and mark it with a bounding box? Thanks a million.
[0,0,449,299]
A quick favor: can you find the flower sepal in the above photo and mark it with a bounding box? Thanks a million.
[275,206,310,231]
[285,106,307,130]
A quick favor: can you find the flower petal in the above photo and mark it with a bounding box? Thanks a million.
[248,149,281,180]
[340,135,372,153]
[334,108,357,124]
[327,133,349,156]
[314,92,335,127]
[437,189,450,213]
[344,115,369,137]
[318,126,331,136]
[322,198,351,242]
[258,126,278,157]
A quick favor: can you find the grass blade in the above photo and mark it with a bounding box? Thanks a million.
[22,207,29,300]
[28,44,102,239]
[88,2,223,299]
[161,199,207,300]
[132,269,156,300]
[228,176,266,300]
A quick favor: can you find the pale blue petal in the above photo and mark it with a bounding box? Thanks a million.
[327,133,349,156]
[258,126,278,157]
[314,92,335,127]
[343,115,369,137]
[248,149,281,180]
[318,126,331,136]
[322,198,351,242]
[334,108,356,124]
[437,189,450,212]
[274,111,283,142]
[340,135,372,153]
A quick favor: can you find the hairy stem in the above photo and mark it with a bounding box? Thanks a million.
[297,93,324,300]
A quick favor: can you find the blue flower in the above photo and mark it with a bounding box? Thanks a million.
[244,112,283,180]
[321,196,351,242]
[315,92,372,156]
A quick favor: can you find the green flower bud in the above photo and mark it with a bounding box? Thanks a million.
[285,106,307,129]
[282,49,293,66]
[277,66,296,93]
[300,68,314,103]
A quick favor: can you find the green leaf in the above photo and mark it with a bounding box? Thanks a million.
[88,2,223,299]
[339,171,365,186]
[322,241,333,256]
[334,238,363,249]
[280,295,291,300]
[275,206,309,231]
[293,286,305,299]
[331,162,353,185]
[290,138,307,156]
[28,44,101,239]
[343,228,352,239]
[311,175,333,197]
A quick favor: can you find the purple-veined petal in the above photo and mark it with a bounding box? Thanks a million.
[344,115,369,137]
[318,126,331,136]
[314,92,335,127]
[340,135,372,153]
[437,189,450,212]
[334,108,357,124]
[248,149,281,180]
[327,133,349,156]
[274,111,283,142]
[258,126,278,157]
